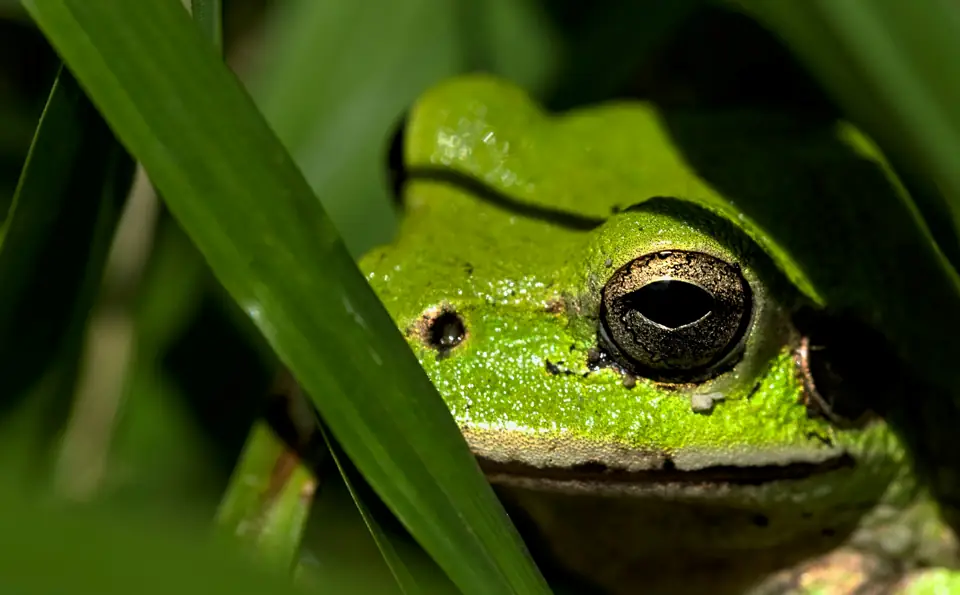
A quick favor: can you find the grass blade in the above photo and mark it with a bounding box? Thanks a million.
[21,1,549,592]
[0,64,133,482]
[0,65,133,400]
[217,419,317,572]
[317,421,423,594]
[731,0,960,262]
[208,5,315,567]
[190,0,221,52]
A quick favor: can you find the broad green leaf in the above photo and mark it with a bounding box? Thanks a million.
[190,0,221,53]
[205,0,311,555]
[731,0,960,267]
[0,65,133,481]
[21,1,549,592]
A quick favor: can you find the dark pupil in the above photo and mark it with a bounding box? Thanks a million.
[624,280,714,329]
[429,311,466,348]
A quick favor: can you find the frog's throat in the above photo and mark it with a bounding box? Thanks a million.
[462,427,854,490]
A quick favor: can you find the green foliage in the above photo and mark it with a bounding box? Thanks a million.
[19,0,547,592]
[0,66,133,482]
[732,0,960,268]
[0,0,959,593]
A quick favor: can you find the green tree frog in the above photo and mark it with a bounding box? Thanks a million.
[360,75,960,595]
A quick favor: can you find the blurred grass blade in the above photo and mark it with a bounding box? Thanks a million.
[217,419,317,572]
[0,64,133,479]
[0,65,133,398]
[0,488,306,595]
[732,0,960,262]
[21,1,550,592]
[544,0,701,109]
[457,0,558,97]
[248,0,465,257]
[96,217,219,509]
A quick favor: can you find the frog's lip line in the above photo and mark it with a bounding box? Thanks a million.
[477,454,855,488]
[462,427,854,487]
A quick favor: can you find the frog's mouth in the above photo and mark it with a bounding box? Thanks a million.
[477,454,854,487]
[463,428,856,493]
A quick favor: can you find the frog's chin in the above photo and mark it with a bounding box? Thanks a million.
[462,427,855,497]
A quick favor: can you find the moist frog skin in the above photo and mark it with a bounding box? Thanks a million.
[359,75,960,595]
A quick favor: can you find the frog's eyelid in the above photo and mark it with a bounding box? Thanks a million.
[620,196,771,259]
[617,197,673,214]
[403,166,605,231]
[618,195,721,219]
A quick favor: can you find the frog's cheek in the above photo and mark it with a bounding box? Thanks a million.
[400,304,906,505]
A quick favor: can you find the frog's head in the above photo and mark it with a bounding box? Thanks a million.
[361,75,920,513]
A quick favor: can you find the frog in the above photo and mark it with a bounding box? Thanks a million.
[358,74,960,595]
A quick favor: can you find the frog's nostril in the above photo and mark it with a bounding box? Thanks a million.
[627,280,714,329]
[427,310,466,351]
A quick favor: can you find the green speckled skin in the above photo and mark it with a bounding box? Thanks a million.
[359,76,960,594]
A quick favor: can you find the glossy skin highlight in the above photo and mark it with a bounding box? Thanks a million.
[360,75,959,594]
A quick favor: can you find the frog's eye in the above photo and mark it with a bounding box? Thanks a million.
[600,250,751,382]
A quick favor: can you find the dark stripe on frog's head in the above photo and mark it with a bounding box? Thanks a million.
[401,166,605,231]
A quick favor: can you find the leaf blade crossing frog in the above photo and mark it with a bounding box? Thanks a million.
[360,75,960,595]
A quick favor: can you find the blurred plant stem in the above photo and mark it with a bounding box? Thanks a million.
[53,168,159,499]
[216,371,319,573]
